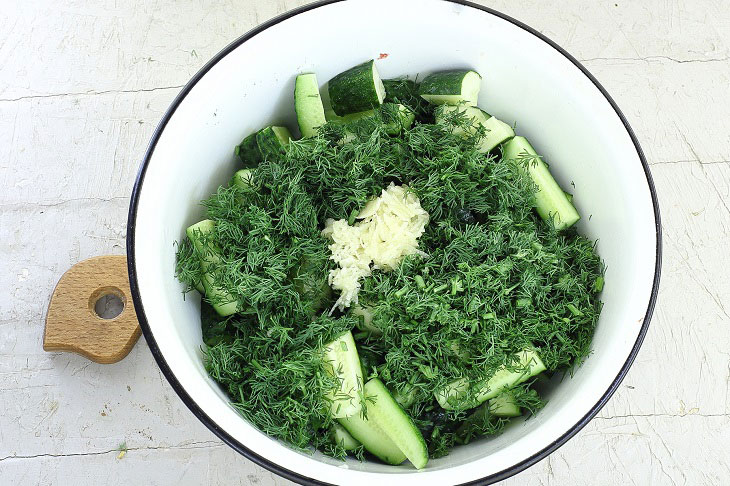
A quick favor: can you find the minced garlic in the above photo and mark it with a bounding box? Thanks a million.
[322,183,429,311]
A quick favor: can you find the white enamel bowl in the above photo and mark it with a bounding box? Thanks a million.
[127,1,661,484]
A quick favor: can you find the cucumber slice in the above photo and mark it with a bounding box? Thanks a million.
[502,136,580,230]
[436,105,489,137]
[564,191,574,203]
[489,392,521,417]
[234,132,262,167]
[295,73,327,137]
[292,255,332,316]
[437,105,514,152]
[419,70,481,106]
[329,423,361,451]
[231,169,253,188]
[381,103,415,135]
[327,103,415,136]
[322,331,363,418]
[392,382,418,409]
[363,378,428,469]
[339,414,406,466]
[186,220,239,316]
[480,116,516,152]
[352,304,382,335]
[328,60,386,116]
[256,126,291,159]
[436,349,546,410]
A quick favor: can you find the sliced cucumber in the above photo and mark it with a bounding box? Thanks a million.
[256,126,291,159]
[489,392,521,417]
[295,73,327,137]
[339,414,406,466]
[363,378,428,469]
[436,105,489,137]
[419,70,481,106]
[329,423,361,451]
[352,304,382,335]
[436,349,546,410]
[480,116,516,152]
[328,60,386,116]
[437,105,514,152]
[186,220,239,316]
[564,191,574,203]
[502,136,580,230]
[231,169,253,189]
[292,255,332,316]
[322,331,363,418]
[234,131,262,167]
[392,382,418,409]
[327,103,414,136]
[381,103,415,135]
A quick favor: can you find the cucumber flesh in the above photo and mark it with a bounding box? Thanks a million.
[352,304,382,336]
[256,126,291,159]
[322,331,363,418]
[419,70,481,106]
[234,131,262,167]
[328,103,414,136]
[436,105,489,137]
[437,105,514,152]
[328,60,386,116]
[392,382,418,409]
[231,169,253,188]
[436,349,546,410]
[502,136,580,230]
[489,392,522,417]
[363,378,429,470]
[329,423,361,451]
[186,220,239,316]
[295,73,327,137]
[339,414,406,466]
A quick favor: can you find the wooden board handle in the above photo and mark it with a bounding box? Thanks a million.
[44,255,141,364]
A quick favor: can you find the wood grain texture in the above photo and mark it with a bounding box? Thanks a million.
[1,0,729,485]
[44,255,141,363]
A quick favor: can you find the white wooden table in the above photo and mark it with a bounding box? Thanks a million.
[2,1,728,484]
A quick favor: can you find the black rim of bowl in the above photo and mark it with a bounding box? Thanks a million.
[126,1,662,484]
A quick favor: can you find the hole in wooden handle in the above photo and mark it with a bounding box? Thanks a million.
[44,255,141,364]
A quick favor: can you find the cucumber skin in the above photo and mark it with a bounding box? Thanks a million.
[328,60,383,116]
[418,70,481,106]
[364,379,429,470]
[235,132,262,168]
[419,70,474,95]
[502,136,580,230]
[256,126,291,160]
[328,103,414,136]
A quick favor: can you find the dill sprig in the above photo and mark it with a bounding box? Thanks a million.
[175,92,604,460]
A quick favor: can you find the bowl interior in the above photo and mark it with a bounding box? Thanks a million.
[130,1,658,484]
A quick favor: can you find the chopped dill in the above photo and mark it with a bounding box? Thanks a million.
[175,82,603,460]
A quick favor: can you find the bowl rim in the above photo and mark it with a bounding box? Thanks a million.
[126,0,662,484]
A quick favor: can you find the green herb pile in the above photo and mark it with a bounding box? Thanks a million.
[175,79,603,460]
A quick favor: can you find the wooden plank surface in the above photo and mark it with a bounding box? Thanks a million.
[1,0,729,484]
